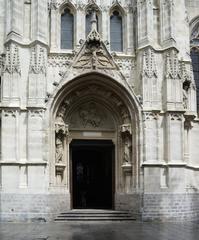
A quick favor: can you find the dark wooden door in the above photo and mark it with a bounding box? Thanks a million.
[71,140,114,209]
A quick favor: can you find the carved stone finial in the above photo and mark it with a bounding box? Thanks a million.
[90,10,97,31]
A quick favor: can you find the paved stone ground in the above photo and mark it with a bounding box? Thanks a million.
[0,221,199,240]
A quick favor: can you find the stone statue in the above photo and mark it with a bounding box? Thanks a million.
[123,134,131,164]
[55,137,63,163]
[183,80,191,109]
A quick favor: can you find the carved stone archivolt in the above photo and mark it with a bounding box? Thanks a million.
[56,83,131,127]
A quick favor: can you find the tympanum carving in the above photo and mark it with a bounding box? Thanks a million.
[79,102,103,128]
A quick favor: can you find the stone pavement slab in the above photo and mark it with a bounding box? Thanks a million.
[0,221,199,240]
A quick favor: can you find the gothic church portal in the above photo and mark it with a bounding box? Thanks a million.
[1,0,199,222]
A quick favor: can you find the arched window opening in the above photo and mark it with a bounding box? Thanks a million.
[191,48,199,107]
[61,8,74,49]
[86,12,99,36]
[110,10,123,52]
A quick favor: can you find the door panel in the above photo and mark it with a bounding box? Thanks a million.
[71,140,113,209]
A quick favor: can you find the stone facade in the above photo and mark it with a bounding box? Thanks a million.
[0,0,199,222]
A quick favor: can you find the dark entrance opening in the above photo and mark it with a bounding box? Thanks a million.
[71,140,114,209]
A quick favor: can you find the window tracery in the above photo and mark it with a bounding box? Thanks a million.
[110,9,123,52]
[61,7,74,49]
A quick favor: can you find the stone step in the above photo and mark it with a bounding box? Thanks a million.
[54,210,136,222]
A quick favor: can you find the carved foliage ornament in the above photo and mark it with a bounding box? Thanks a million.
[142,48,157,78]
[29,46,47,74]
[165,49,181,79]
[3,43,21,74]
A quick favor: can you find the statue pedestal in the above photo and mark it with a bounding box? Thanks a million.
[122,163,132,174]
[55,164,66,185]
[122,163,132,193]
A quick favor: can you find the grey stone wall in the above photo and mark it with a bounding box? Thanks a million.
[143,193,199,221]
[0,193,70,222]
[115,193,142,216]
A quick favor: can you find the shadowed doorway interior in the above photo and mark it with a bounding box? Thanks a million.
[71,140,114,209]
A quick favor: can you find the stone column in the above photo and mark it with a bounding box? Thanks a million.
[49,2,60,51]
[1,110,18,162]
[126,6,134,54]
[166,113,184,163]
[0,0,5,52]
[6,0,23,41]
[137,0,153,47]
[76,5,85,46]
[160,0,175,47]
[143,112,159,163]
[31,0,48,44]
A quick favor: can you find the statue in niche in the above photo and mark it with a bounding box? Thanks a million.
[123,134,131,164]
[121,107,130,124]
[183,80,191,109]
[55,136,64,163]
[56,112,65,124]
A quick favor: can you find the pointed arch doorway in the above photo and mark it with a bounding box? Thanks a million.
[71,139,115,209]
[50,73,141,212]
